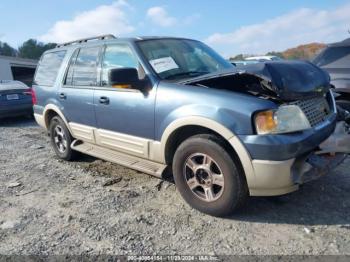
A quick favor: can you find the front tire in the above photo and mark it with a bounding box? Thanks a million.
[49,116,76,161]
[172,134,248,217]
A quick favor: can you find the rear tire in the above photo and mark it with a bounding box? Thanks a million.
[172,134,248,217]
[49,116,77,161]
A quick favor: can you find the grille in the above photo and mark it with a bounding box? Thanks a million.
[289,96,332,127]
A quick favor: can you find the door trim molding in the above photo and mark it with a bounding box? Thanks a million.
[95,128,149,158]
[68,122,151,159]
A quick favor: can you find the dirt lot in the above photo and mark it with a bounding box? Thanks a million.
[0,117,349,256]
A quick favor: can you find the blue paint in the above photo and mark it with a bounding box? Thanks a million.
[33,36,335,163]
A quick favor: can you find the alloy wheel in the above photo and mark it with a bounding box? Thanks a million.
[183,153,225,202]
[53,125,67,153]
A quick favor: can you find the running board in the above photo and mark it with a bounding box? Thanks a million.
[71,140,167,178]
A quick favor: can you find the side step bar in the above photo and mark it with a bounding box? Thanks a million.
[71,140,167,178]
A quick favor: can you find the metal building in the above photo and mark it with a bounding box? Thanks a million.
[0,55,37,86]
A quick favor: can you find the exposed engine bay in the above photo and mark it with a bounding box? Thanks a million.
[180,61,331,102]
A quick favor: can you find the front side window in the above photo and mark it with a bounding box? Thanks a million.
[137,39,233,81]
[34,51,66,86]
[71,46,100,86]
[101,44,138,86]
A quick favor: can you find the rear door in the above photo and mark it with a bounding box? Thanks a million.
[93,43,156,158]
[59,46,101,142]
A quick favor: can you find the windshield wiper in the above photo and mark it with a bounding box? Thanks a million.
[164,71,210,80]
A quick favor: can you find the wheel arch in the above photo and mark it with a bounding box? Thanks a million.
[159,117,255,188]
[42,104,73,134]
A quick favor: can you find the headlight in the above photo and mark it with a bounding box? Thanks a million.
[255,105,311,134]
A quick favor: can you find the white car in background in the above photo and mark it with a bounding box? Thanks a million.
[245,55,283,62]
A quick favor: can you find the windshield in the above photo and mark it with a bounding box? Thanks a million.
[137,39,233,80]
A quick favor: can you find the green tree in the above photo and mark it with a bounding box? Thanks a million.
[229,54,245,61]
[0,41,17,56]
[18,39,56,59]
[266,51,284,59]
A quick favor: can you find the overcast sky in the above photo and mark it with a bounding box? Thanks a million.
[0,0,349,57]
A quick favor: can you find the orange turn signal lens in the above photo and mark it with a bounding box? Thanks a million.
[255,110,277,134]
[112,84,131,89]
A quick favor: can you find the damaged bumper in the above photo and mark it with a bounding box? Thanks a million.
[250,152,347,196]
[292,153,346,184]
[249,121,349,196]
[318,121,350,154]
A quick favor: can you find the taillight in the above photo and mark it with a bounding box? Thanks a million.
[31,88,37,105]
[24,88,37,105]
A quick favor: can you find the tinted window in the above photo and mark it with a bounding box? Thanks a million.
[34,51,66,86]
[72,46,100,86]
[101,44,138,86]
[313,47,350,67]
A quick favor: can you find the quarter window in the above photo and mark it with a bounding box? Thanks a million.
[101,44,138,86]
[70,46,100,86]
[34,51,66,86]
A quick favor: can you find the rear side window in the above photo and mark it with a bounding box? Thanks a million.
[34,51,66,86]
[66,46,100,86]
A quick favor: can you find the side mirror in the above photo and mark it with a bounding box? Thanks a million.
[108,68,141,89]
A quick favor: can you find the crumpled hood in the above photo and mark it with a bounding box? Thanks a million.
[179,60,331,101]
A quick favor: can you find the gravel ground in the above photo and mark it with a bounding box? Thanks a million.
[0,117,349,256]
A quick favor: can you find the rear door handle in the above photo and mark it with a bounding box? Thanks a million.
[59,93,66,99]
[99,96,109,105]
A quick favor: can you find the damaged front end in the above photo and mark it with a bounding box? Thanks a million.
[292,150,347,185]
[181,60,350,187]
[179,60,331,101]
[296,107,350,184]
[318,105,350,154]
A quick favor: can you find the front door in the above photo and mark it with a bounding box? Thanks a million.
[93,43,156,158]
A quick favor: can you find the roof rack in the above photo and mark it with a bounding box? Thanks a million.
[56,34,116,48]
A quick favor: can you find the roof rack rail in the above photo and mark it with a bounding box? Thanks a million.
[56,34,116,48]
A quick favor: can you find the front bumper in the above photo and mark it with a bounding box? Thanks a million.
[240,120,349,196]
[249,152,346,196]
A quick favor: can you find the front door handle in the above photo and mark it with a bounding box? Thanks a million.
[59,93,66,99]
[99,96,110,105]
